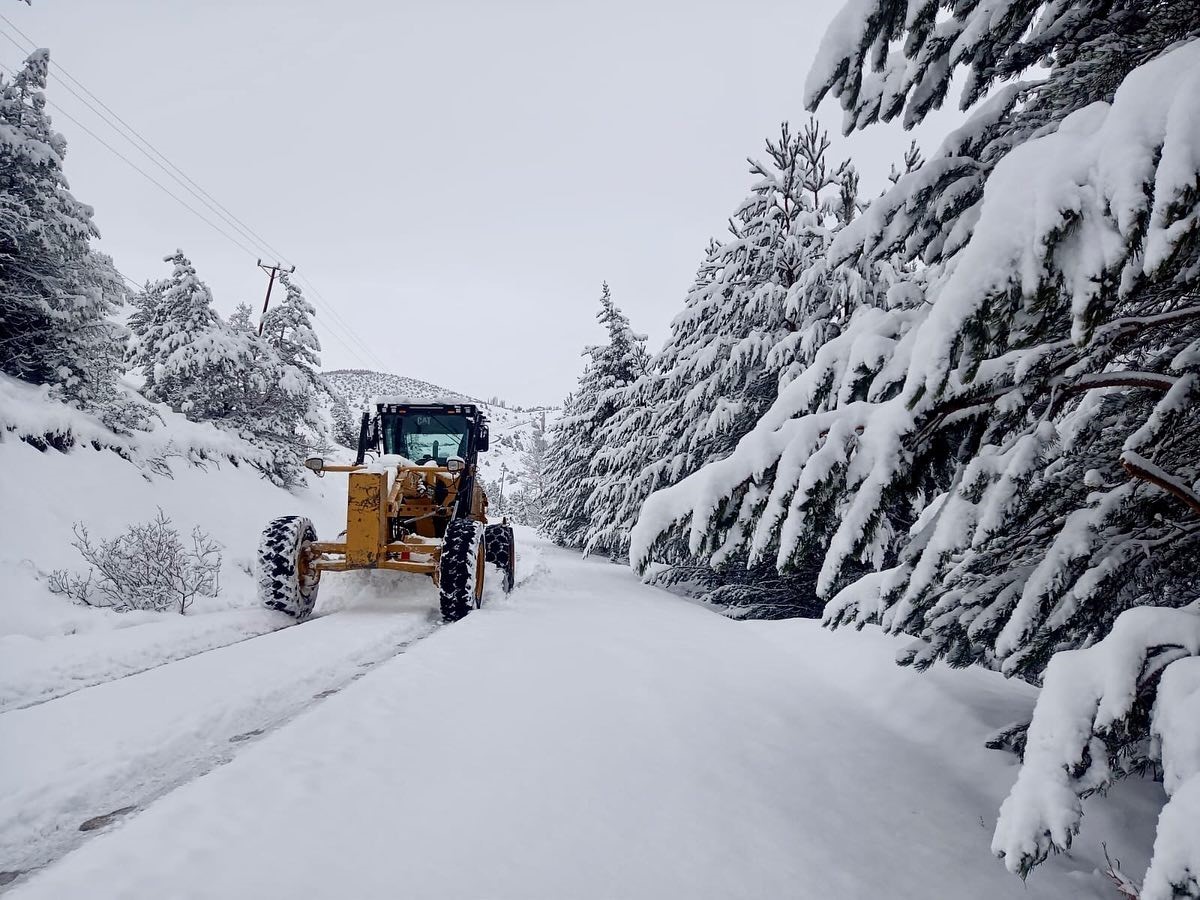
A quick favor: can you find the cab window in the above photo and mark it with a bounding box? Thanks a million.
[381,413,469,465]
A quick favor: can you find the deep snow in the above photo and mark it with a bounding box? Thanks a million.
[4,537,1162,899]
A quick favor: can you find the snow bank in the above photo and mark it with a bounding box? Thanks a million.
[0,595,436,875]
[0,374,269,468]
[0,379,352,710]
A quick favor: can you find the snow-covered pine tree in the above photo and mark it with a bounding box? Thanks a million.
[260,271,320,375]
[324,383,359,449]
[542,284,647,548]
[589,282,649,395]
[585,121,876,581]
[227,302,255,333]
[0,49,128,418]
[508,411,550,527]
[259,270,330,447]
[127,252,316,485]
[633,5,1200,893]
[127,250,226,415]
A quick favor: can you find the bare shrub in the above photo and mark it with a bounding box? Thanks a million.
[48,510,221,613]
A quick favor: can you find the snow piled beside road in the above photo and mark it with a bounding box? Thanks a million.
[0,580,438,878]
[0,433,345,639]
[9,539,1162,900]
[0,608,285,713]
[0,404,350,709]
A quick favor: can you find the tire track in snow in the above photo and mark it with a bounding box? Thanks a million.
[0,603,440,886]
[0,610,291,714]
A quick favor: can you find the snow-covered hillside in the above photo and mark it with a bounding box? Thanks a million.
[0,375,348,643]
[322,368,559,516]
[322,368,479,409]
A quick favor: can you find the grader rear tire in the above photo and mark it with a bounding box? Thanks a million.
[439,519,482,623]
[484,523,516,593]
[257,516,320,620]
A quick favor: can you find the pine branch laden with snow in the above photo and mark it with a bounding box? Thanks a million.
[993,607,1200,899]
[804,0,1200,134]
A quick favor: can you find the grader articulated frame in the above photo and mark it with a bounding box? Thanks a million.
[256,401,515,623]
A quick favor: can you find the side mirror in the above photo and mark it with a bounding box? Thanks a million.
[478,426,490,453]
[304,456,326,475]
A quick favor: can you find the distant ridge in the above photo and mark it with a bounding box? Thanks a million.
[323,369,479,414]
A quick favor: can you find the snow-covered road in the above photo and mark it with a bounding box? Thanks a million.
[4,536,1158,898]
[0,590,438,878]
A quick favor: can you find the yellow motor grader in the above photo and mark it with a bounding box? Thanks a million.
[256,400,515,622]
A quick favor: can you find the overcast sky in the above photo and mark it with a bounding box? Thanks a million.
[3,1,964,406]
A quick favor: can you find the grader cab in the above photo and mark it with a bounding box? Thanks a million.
[256,400,515,623]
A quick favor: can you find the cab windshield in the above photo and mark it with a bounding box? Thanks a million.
[381,413,469,465]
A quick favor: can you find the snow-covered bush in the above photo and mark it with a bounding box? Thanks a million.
[48,510,221,614]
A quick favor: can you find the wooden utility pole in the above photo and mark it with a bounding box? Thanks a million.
[256,259,296,336]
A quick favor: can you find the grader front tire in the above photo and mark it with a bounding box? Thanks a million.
[484,523,516,593]
[257,516,320,620]
[439,519,482,623]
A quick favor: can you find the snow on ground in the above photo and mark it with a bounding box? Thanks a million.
[0,430,345,639]
[0,408,351,712]
[0,572,440,879]
[0,608,285,713]
[5,537,1162,899]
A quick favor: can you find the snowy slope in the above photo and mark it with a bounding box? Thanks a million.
[475,403,558,496]
[0,376,356,721]
[322,368,479,409]
[5,535,1162,899]
[0,412,346,638]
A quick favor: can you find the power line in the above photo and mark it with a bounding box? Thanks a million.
[0,65,378,365]
[0,37,270,263]
[291,272,392,370]
[0,17,289,267]
[0,24,393,372]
